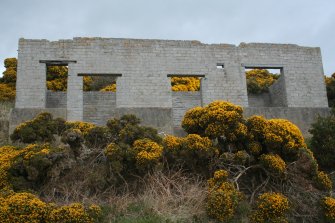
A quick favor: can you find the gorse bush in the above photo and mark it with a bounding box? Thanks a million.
[323,196,335,223]
[247,116,306,161]
[0,58,17,102]
[0,192,101,223]
[0,192,48,223]
[163,134,218,174]
[259,154,286,178]
[207,170,244,222]
[10,113,62,143]
[47,203,101,223]
[4,100,334,222]
[325,73,335,107]
[171,76,200,91]
[246,69,280,94]
[131,138,163,172]
[250,192,290,223]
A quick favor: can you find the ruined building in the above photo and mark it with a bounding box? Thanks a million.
[10,37,331,135]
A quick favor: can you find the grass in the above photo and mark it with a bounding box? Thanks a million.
[0,100,14,120]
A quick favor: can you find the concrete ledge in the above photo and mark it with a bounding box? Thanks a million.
[115,107,173,135]
[9,108,67,134]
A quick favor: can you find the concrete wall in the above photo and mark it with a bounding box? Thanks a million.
[172,91,202,126]
[46,91,67,108]
[239,43,328,107]
[12,37,330,137]
[268,76,287,107]
[248,93,272,107]
[9,108,67,135]
[83,92,116,125]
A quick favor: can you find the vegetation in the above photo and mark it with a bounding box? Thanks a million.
[246,69,280,94]
[309,108,335,170]
[1,100,334,222]
[1,55,335,221]
[325,73,335,107]
[0,58,17,101]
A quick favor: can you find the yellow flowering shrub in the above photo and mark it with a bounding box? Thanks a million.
[314,171,333,191]
[246,69,280,94]
[0,83,15,101]
[131,138,163,171]
[264,119,306,160]
[171,77,200,91]
[247,115,268,141]
[0,145,33,191]
[234,150,249,164]
[260,154,286,177]
[207,170,244,222]
[65,121,96,135]
[181,106,205,134]
[250,192,289,223]
[323,197,335,222]
[207,169,229,189]
[104,143,124,173]
[100,83,116,92]
[0,192,48,223]
[163,134,218,174]
[47,203,97,223]
[248,141,263,156]
[182,101,247,145]
[0,191,101,223]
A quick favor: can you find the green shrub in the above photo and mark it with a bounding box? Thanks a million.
[61,129,83,156]
[309,109,335,170]
[10,113,57,143]
[84,126,111,148]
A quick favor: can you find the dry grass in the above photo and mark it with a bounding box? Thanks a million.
[0,101,14,120]
[41,165,208,222]
[138,170,207,222]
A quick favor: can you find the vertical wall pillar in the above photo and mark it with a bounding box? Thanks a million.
[67,64,83,121]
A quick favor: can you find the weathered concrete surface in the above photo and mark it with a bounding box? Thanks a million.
[9,108,66,135]
[11,37,331,137]
[115,108,173,134]
[15,38,328,121]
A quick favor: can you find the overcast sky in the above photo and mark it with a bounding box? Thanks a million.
[0,0,334,75]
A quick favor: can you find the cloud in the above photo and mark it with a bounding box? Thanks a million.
[0,0,334,74]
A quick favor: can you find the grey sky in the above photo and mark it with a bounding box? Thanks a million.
[0,0,334,75]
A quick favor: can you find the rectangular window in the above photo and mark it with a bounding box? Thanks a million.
[167,74,205,92]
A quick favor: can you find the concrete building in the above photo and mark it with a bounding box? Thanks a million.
[10,37,331,136]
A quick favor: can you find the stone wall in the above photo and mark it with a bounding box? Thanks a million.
[269,76,287,107]
[248,93,272,107]
[83,92,116,125]
[12,37,330,137]
[46,91,67,108]
[172,91,202,126]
